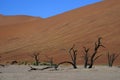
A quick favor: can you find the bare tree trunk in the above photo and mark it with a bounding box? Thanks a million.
[88,51,97,68]
[83,47,89,68]
[82,37,104,69]
[69,44,77,69]
[31,52,40,66]
[55,61,76,69]
[28,66,55,71]
[88,37,104,68]
[35,55,39,66]
[107,52,119,67]
[88,60,94,68]
[56,44,78,69]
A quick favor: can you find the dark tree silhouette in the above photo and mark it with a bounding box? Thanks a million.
[31,52,40,66]
[89,37,104,68]
[83,47,89,68]
[82,37,104,68]
[107,52,119,67]
[56,44,77,69]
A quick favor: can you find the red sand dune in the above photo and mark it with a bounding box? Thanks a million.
[0,0,120,65]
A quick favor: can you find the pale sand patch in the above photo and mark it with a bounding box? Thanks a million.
[0,65,120,80]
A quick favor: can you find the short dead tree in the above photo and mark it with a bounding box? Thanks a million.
[107,52,119,67]
[11,60,18,65]
[29,55,58,71]
[31,52,40,66]
[47,57,54,67]
[55,44,77,69]
[82,37,104,68]
[29,57,57,71]
[0,56,5,67]
[44,55,54,67]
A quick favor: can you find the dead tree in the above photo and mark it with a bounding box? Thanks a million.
[107,52,119,67]
[31,52,40,66]
[44,55,54,67]
[48,57,54,67]
[88,37,104,68]
[29,57,57,71]
[83,37,104,68]
[56,44,77,69]
[83,47,89,68]
[28,65,53,71]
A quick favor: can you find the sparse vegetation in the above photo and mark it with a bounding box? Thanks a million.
[18,61,28,65]
[55,44,77,69]
[107,52,119,67]
[31,52,40,66]
[82,37,104,68]
[29,56,57,71]
[11,60,18,65]
[82,47,89,68]
[0,37,119,71]
[44,55,55,67]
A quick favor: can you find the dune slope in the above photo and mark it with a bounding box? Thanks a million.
[0,0,120,64]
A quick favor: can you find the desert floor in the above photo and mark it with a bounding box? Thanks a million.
[0,65,120,80]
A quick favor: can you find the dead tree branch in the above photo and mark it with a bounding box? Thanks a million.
[88,37,104,68]
[56,44,78,69]
[107,52,119,67]
[31,52,40,66]
[83,47,90,68]
[28,66,56,71]
[82,37,104,69]
[55,61,75,69]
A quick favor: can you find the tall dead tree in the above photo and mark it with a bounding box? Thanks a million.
[83,37,104,68]
[107,52,119,67]
[31,52,40,66]
[68,44,77,69]
[56,44,77,69]
[88,37,104,68]
[83,47,89,68]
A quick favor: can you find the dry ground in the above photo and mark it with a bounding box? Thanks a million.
[0,65,120,80]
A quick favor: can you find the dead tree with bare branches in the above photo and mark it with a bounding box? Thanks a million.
[89,37,104,68]
[29,55,58,71]
[83,37,104,68]
[83,47,89,68]
[107,52,119,67]
[44,55,55,67]
[56,44,77,69]
[31,52,40,66]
